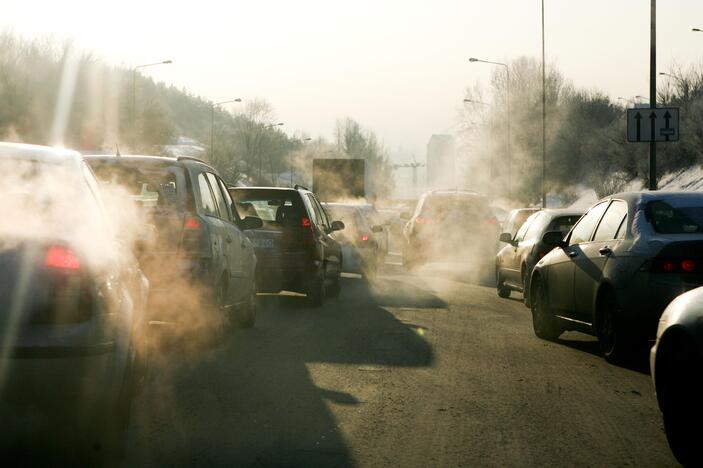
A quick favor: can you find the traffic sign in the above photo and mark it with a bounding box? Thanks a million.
[627,107,679,142]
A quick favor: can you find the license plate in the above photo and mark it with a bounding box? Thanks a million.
[251,238,274,249]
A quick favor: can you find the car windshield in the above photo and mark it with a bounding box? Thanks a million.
[647,200,703,234]
[549,215,581,235]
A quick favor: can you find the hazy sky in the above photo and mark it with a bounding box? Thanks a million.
[3,0,703,160]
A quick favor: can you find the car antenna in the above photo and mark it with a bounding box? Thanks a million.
[115,144,121,157]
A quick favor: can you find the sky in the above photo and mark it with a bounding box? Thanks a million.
[2,0,703,163]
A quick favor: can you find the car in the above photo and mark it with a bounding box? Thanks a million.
[229,186,344,307]
[401,190,500,271]
[322,202,384,278]
[529,191,703,363]
[499,208,540,243]
[650,286,703,467]
[495,209,582,303]
[0,143,149,451]
[85,154,262,330]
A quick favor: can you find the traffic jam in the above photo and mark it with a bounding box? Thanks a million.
[3,1,703,466]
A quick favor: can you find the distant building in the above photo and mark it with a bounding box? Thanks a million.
[426,134,455,189]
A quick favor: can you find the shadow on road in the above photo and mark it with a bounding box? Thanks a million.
[555,332,651,375]
[125,270,434,466]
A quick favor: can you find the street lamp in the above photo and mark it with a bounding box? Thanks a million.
[693,28,702,32]
[463,98,491,106]
[211,98,242,163]
[132,60,172,138]
[469,57,512,200]
[265,122,285,129]
[659,71,684,83]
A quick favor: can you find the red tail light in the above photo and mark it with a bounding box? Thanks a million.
[360,235,369,242]
[415,216,430,224]
[184,217,201,229]
[302,217,312,228]
[45,246,81,270]
[486,217,498,226]
[652,258,698,273]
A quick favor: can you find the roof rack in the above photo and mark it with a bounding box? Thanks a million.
[294,184,310,191]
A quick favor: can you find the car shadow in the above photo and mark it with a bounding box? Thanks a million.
[555,332,651,375]
[124,273,435,466]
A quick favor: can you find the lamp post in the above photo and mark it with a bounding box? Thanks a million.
[210,98,242,163]
[463,98,492,106]
[469,57,511,200]
[132,60,172,144]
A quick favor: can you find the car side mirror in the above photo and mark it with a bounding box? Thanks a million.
[499,232,514,244]
[371,225,383,233]
[241,216,263,231]
[542,230,566,248]
[400,211,411,220]
[330,220,345,231]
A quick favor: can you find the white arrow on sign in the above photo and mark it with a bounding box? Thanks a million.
[627,107,679,143]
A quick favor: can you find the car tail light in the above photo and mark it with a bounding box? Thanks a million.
[45,246,81,270]
[184,217,201,229]
[486,217,498,226]
[415,216,430,224]
[360,235,369,242]
[651,258,699,273]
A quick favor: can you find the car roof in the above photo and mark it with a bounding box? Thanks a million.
[230,186,310,193]
[606,191,703,204]
[541,208,584,218]
[84,154,214,170]
[0,142,82,167]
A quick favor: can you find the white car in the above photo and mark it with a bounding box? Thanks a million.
[651,286,703,467]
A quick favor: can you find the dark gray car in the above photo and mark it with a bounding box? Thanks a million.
[86,155,262,330]
[530,192,703,363]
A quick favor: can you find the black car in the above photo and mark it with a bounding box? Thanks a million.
[401,190,500,271]
[229,186,344,307]
[0,143,149,451]
[530,192,703,362]
[496,209,582,303]
[86,154,262,330]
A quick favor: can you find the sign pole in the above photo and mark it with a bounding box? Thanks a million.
[649,0,657,190]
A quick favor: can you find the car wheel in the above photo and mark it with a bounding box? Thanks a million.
[531,278,561,340]
[327,272,342,298]
[596,290,629,363]
[235,282,257,328]
[306,267,326,307]
[496,270,511,298]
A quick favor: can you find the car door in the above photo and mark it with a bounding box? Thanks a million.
[547,202,609,316]
[504,213,538,283]
[307,193,342,277]
[205,172,245,302]
[573,200,628,323]
[218,176,256,295]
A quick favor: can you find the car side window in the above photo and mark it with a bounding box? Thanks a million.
[313,197,331,228]
[568,201,609,246]
[525,213,551,241]
[593,200,628,242]
[306,194,326,228]
[197,173,219,217]
[514,213,537,242]
[206,173,232,222]
[218,178,240,222]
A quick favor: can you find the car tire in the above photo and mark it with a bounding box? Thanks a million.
[496,270,511,298]
[531,278,561,340]
[327,272,342,298]
[596,290,629,364]
[235,282,257,329]
[306,267,326,307]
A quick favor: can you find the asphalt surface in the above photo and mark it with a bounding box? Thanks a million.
[124,255,677,467]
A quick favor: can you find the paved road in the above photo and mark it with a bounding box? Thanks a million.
[125,257,677,467]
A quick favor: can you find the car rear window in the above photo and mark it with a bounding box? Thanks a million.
[647,200,703,234]
[420,194,491,220]
[89,162,182,210]
[549,215,581,236]
[231,189,304,229]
